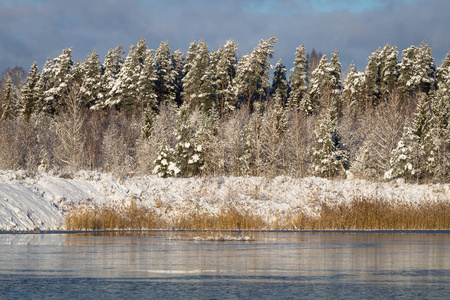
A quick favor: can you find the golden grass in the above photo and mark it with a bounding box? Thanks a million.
[66,196,450,231]
[65,199,164,230]
[292,196,450,230]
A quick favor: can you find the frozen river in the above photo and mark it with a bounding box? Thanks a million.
[1,231,449,299]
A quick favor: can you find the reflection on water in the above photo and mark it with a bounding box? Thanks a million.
[0,231,449,299]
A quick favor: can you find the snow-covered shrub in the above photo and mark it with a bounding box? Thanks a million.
[153,144,179,178]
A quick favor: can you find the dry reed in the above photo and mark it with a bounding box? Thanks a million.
[65,196,450,231]
[292,196,450,230]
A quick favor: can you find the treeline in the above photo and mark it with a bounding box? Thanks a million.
[0,37,449,183]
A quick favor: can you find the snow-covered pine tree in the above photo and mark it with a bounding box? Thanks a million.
[254,36,277,104]
[173,104,205,177]
[80,50,102,109]
[329,50,342,97]
[379,44,399,101]
[236,36,277,113]
[182,40,210,109]
[307,54,328,115]
[364,48,381,108]
[181,41,198,105]
[430,87,450,181]
[92,46,125,110]
[241,102,263,176]
[414,41,436,94]
[35,58,53,115]
[436,51,450,91]
[398,41,436,96]
[235,53,254,112]
[199,48,218,113]
[312,103,349,178]
[398,45,418,96]
[172,49,185,105]
[107,38,148,111]
[138,49,157,111]
[155,41,177,105]
[153,143,179,178]
[306,48,323,82]
[18,62,40,121]
[385,95,436,182]
[306,51,342,115]
[215,40,238,118]
[434,52,450,177]
[287,45,307,109]
[1,76,16,120]
[43,48,74,115]
[342,62,366,114]
[271,59,288,107]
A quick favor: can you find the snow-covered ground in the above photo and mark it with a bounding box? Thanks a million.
[1,170,449,231]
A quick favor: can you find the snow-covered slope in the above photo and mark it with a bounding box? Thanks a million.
[0,170,449,231]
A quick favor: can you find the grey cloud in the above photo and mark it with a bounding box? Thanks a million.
[0,0,449,74]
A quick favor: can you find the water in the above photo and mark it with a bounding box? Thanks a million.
[0,231,449,299]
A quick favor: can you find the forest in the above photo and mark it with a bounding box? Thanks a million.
[0,36,449,184]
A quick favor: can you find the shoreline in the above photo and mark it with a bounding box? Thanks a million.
[2,229,450,235]
[1,170,450,232]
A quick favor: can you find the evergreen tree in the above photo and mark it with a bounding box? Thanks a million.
[44,48,74,115]
[306,48,323,83]
[107,38,148,110]
[364,48,381,107]
[430,88,450,181]
[215,40,238,118]
[181,41,198,105]
[138,49,158,110]
[182,40,209,107]
[379,44,399,101]
[398,41,436,96]
[19,62,40,121]
[35,58,53,114]
[153,143,179,178]
[271,59,288,107]
[173,104,205,176]
[80,50,102,109]
[1,76,16,120]
[312,104,349,178]
[436,50,450,91]
[236,36,277,113]
[342,62,366,113]
[329,50,342,96]
[92,46,125,110]
[414,41,436,94]
[287,45,307,109]
[199,49,218,112]
[307,54,328,114]
[385,95,436,181]
[172,49,185,105]
[398,45,418,96]
[155,41,177,105]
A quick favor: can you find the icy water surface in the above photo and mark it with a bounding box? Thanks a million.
[0,231,449,299]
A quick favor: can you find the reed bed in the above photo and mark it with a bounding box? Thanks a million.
[65,196,450,231]
[293,196,450,230]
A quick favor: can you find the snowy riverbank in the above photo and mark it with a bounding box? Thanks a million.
[1,170,450,231]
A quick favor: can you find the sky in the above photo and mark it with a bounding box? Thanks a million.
[1,0,449,76]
